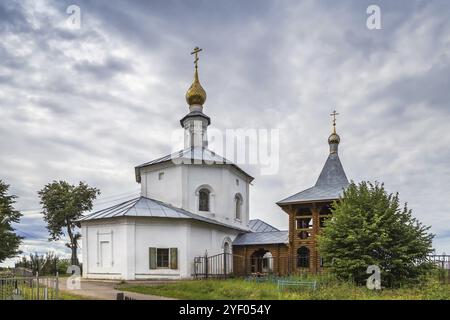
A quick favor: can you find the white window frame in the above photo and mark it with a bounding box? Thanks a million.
[195,185,215,214]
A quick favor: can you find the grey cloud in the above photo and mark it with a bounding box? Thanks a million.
[371,62,450,114]
[73,57,134,79]
[0,46,28,70]
[0,1,30,33]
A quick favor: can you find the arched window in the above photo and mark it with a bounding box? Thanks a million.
[250,249,273,273]
[199,188,210,212]
[262,252,273,272]
[223,240,232,274]
[223,242,231,254]
[234,194,243,220]
[297,246,310,268]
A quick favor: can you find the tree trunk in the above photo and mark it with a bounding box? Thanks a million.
[71,246,78,266]
[66,221,78,266]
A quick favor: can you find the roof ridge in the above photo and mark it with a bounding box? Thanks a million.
[110,197,143,218]
[81,197,141,220]
[80,195,249,232]
[134,147,254,182]
[140,196,249,232]
[182,146,235,165]
[248,218,280,232]
[141,196,188,214]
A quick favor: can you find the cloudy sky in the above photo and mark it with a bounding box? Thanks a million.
[1,0,450,266]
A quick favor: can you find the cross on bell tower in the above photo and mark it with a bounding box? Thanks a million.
[330,110,339,134]
[328,110,341,154]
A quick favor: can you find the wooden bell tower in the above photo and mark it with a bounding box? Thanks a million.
[277,111,349,274]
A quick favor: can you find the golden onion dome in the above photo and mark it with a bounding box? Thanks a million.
[186,68,206,106]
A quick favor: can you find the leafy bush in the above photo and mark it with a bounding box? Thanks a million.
[318,181,434,288]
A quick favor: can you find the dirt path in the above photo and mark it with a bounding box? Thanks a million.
[59,278,176,300]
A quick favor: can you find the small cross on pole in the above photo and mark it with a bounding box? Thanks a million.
[191,47,203,69]
[330,110,339,132]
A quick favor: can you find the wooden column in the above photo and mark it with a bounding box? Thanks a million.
[311,203,319,273]
[244,246,248,275]
[288,205,295,274]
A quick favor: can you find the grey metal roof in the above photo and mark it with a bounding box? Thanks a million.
[135,147,254,183]
[233,230,288,246]
[248,219,279,232]
[79,196,249,232]
[277,153,349,205]
[315,153,349,187]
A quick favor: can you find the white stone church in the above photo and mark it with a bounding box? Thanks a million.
[79,48,257,280]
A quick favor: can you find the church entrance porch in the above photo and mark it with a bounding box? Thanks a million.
[250,249,273,274]
[232,244,290,276]
[193,245,331,277]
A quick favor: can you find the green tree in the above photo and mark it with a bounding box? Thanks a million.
[15,252,60,275]
[0,180,23,263]
[318,181,434,287]
[38,181,100,265]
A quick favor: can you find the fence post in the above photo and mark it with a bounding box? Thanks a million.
[116,292,124,300]
[205,252,208,279]
[55,271,59,300]
[36,272,39,301]
[224,253,227,277]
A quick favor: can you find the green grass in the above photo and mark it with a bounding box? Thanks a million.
[0,285,60,300]
[58,290,93,300]
[118,275,450,300]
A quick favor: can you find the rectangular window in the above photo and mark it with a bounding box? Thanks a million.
[158,172,164,180]
[149,247,178,270]
[157,248,169,268]
[199,189,210,212]
[296,217,313,229]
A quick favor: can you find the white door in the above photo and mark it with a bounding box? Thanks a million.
[100,241,111,268]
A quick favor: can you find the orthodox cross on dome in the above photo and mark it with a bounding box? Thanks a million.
[328,110,341,154]
[185,46,207,107]
[191,46,203,69]
[330,110,339,133]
